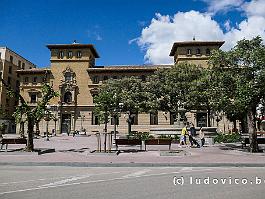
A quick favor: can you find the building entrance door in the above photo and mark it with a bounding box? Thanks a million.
[196,112,207,127]
[61,114,71,134]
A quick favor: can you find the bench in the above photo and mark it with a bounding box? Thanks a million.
[145,139,172,151]
[0,138,27,150]
[241,137,265,148]
[115,138,142,150]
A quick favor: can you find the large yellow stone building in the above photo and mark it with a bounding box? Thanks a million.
[0,47,36,133]
[17,40,232,135]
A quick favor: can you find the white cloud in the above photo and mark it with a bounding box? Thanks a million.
[134,0,265,64]
[243,0,265,17]
[200,0,244,14]
[224,20,231,31]
[137,11,223,64]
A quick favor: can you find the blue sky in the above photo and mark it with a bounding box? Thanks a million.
[1,0,264,67]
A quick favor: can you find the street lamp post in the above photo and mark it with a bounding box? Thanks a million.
[53,118,58,136]
[44,105,51,141]
[113,103,123,141]
[80,114,85,132]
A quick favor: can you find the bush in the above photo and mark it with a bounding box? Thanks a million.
[158,135,172,139]
[214,133,241,143]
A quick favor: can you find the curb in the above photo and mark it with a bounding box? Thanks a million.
[1,162,265,167]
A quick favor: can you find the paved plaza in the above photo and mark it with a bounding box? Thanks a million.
[0,134,265,166]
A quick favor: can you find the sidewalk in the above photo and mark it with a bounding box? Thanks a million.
[1,134,265,167]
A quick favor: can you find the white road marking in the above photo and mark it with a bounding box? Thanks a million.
[181,167,193,171]
[0,171,126,186]
[123,169,151,178]
[39,174,91,187]
[0,168,213,195]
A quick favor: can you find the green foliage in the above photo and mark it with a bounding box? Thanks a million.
[148,62,204,113]
[209,36,265,117]
[0,123,6,131]
[214,133,241,143]
[157,134,174,140]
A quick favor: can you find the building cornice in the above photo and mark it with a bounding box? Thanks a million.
[87,65,172,73]
[46,44,100,58]
[169,41,225,56]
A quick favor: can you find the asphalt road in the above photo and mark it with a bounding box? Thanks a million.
[0,166,265,199]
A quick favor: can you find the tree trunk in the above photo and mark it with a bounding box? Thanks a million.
[26,117,34,151]
[247,108,259,153]
[240,117,248,135]
[207,108,211,127]
[233,120,237,132]
[127,112,132,136]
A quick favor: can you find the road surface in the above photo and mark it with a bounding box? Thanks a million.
[0,166,265,199]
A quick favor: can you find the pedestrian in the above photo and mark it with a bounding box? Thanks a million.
[199,127,205,147]
[190,123,200,148]
[180,125,188,146]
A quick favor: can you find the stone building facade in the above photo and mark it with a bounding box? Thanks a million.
[0,47,35,133]
[17,40,233,135]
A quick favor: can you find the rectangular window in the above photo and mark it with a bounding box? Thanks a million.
[76,51,82,58]
[30,94,37,103]
[10,56,13,63]
[33,77,37,83]
[18,60,21,67]
[22,63,25,69]
[7,77,11,84]
[92,76,99,84]
[150,112,158,125]
[8,66,12,74]
[24,77,29,83]
[111,116,119,125]
[92,112,100,125]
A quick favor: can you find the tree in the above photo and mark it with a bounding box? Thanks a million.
[95,77,158,135]
[0,76,59,151]
[148,62,203,124]
[209,36,265,152]
[94,80,120,134]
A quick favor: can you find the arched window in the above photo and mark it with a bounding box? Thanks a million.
[206,48,211,56]
[187,49,192,55]
[64,92,72,103]
[65,72,72,81]
[196,48,201,55]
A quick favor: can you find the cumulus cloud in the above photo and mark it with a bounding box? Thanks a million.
[137,11,223,64]
[200,0,244,14]
[134,0,265,64]
[243,0,265,17]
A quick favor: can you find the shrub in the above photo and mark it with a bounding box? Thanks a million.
[214,133,241,143]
